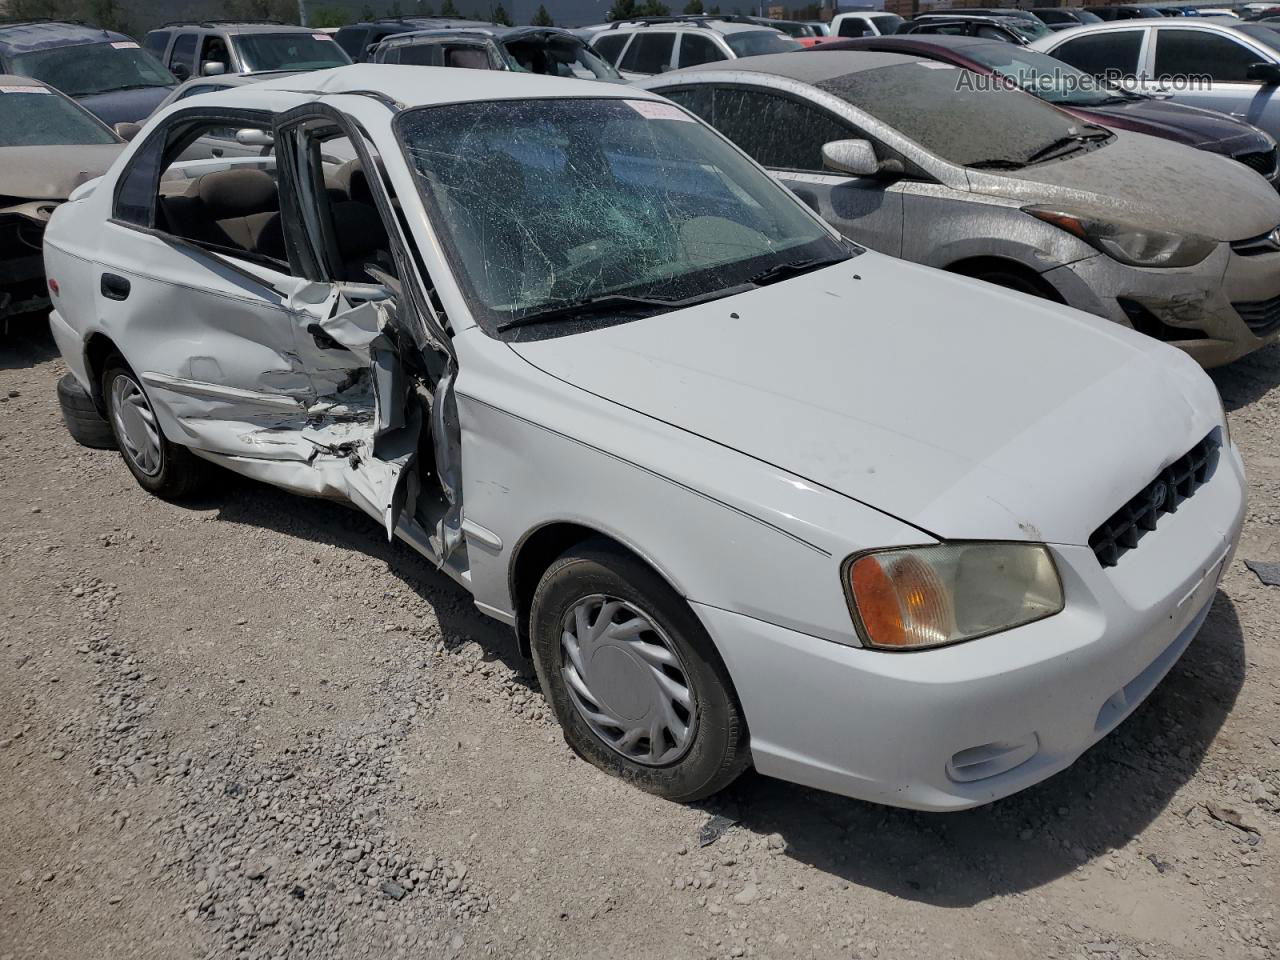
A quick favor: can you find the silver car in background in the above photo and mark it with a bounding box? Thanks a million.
[643,51,1280,367]
[1031,18,1280,140]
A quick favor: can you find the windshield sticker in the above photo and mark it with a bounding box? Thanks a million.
[0,85,51,93]
[625,100,695,122]
[111,40,140,49]
[916,61,955,69]
[313,33,334,40]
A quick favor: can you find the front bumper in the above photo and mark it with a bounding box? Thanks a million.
[698,444,1246,811]
[1043,244,1280,368]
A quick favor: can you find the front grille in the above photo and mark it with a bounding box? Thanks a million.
[1235,146,1277,178]
[1089,433,1219,568]
[1232,294,1280,337]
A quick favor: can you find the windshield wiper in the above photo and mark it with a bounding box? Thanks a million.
[1023,129,1111,165]
[496,286,751,332]
[749,255,848,287]
[967,157,1027,170]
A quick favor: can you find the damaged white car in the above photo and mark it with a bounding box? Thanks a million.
[46,66,1245,810]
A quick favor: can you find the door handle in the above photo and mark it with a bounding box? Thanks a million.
[100,273,131,301]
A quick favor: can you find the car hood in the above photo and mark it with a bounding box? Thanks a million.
[1072,97,1270,153]
[76,85,172,125]
[510,253,1219,546]
[0,144,124,201]
[966,128,1280,241]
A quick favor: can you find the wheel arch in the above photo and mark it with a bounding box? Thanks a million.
[82,332,124,414]
[508,521,689,658]
[944,255,1066,302]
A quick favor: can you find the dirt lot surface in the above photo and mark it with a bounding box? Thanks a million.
[1,322,1279,960]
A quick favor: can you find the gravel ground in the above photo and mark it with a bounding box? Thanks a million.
[2,321,1279,960]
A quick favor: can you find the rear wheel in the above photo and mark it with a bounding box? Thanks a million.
[102,358,210,499]
[529,540,749,802]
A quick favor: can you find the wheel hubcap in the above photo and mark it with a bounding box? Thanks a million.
[110,374,162,477]
[560,595,698,766]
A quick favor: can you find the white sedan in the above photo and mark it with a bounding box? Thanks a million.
[43,66,1244,810]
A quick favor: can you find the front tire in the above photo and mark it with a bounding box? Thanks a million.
[102,358,209,499]
[529,540,749,802]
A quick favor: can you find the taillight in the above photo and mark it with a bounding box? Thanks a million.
[47,278,60,296]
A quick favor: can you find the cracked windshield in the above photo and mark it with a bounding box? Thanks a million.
[396,97,850,336]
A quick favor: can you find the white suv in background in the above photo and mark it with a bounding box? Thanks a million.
[829,11,905,38]
[587,16,800,78]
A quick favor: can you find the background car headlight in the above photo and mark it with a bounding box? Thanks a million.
[845,543,1064,650]
[1023,206,1217,268]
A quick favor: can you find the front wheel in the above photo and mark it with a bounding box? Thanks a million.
[102,358,210,499]
[529,540,749,802]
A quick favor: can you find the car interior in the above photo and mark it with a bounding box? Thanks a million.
[151,123,396,284]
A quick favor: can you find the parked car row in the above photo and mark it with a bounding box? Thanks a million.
[36,63,1246,816]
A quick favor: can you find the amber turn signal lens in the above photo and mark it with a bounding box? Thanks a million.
[849,552,952,648]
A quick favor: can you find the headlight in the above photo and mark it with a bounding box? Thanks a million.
[1024,205,1217,268]
[844,543,1064,651]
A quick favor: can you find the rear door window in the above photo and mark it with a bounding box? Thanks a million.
[677,34,727,67]
[143,30,170,58]
[169,32,198,75]
[1053,29,1143,77]
[592,33,629,64]
[620,32,675,73]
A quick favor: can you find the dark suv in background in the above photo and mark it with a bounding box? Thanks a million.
[142,20,350,81]
[0,20,175,123]
[334,17,478,61]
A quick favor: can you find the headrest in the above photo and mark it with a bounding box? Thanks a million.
[198,168,278,218]
[331,201,387,260]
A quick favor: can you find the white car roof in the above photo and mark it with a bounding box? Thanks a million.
[243,63,662,108]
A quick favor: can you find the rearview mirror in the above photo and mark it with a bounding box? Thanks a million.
[234,128,274,147]
[1247,61,1280,84]
[113,121,141,142]
[821,139,881,177]
[201,60,227,76]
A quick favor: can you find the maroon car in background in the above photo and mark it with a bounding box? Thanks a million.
[813,34,1280,184]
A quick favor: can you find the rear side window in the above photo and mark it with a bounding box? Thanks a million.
[678,34,726,67]
[169,33,197,74]
[620,32,675,73]
[592,33,628,63]
[711,87,855,172]
[837,18,870,37]
[393,43,442,66]
[1155,29,1261,82]
[143,30,170,58]
[1053,30,1143,76]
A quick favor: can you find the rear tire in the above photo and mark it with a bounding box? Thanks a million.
[529,539,750,803]
[57,373,116,450]
[101,357,210,499]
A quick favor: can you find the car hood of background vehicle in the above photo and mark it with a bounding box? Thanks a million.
[1080,96,1270,153]
[76,85,172,125]
[0,144,124,201]
[967,128,1280,241]
[510,254,1218,546]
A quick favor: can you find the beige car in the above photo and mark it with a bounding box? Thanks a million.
[0,74,123,326]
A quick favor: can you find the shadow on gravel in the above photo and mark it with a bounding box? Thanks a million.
[0,316,58,371]
[1211,342,1280,411]
[182,473,1246,909]
[700,592,1246,907]
[204,477,525,669]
